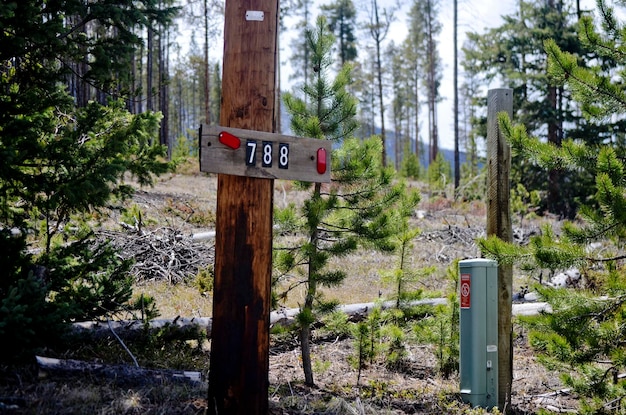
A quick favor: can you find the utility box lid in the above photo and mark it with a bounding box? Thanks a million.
[459,258,498,267]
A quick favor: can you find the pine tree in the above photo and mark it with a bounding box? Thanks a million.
[286,0,315,95]
[427,151,452,194]
[277,15,419,386]
[365,0,394,167]
[480,2,626,409]
[321,0,358,66]
[0,1,171,361]
[406,0,442,164]
[463,0,603,218]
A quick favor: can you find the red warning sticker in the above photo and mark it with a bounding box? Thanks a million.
[460,273,471,309]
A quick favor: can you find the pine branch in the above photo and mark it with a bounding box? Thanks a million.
[586,253,626,262]
[547,39,626,114]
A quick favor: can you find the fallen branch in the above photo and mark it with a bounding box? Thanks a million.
[72,317,212,341]
[71,298,549,341]
[36,356,203,386]
[97,228,214,284]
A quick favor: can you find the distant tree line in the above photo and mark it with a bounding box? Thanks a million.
[23,0,606,219]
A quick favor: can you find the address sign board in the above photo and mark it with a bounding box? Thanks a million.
[199,125,332,182]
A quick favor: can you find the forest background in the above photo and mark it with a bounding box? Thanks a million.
[134,0,606,218]
[5,0,626,413]
[2,0,623,373]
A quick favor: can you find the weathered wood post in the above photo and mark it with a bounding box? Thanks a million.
[486,88,513,412]
[207,0,279,413]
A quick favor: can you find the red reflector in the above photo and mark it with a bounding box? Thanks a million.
[317,148,327,174]
[219,131,241,149]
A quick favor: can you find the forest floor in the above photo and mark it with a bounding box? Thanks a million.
[0,166,579,414]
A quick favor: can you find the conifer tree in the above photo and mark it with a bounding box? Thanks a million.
[411,0,442,163]
[480,2,626,409]
[462,0,603,217]
[321,0,358,66]
[285,0,314,94]
[0,1,171,360]
[278,15,419,386]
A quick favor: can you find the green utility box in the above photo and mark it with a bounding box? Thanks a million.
[459,259,498,409]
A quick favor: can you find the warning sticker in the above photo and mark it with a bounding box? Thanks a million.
[460,273,471,309]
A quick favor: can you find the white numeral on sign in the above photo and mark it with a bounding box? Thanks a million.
[262,141,272,167]
[244,139,290,170]
[246,140,257,166]
[279,143,289,169]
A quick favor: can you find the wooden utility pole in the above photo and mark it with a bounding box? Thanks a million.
[207,1,279,413]
[486,88,513,412]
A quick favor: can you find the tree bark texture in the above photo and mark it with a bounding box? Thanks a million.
[486,88,513,412]
[207,0,279,414]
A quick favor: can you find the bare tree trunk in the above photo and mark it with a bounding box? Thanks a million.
[129,48,137,113]
[453,0,460,190]
[426,0,438,163]
[159,29,170,158]
[374,8,386,166]
[393,104,400,171]
[300,181,322,386]
[147,26,154,113]
[299,325,314,385]
[177,76,183,141]
[370,0,390,166]
[137,41,144,114]
[546,0,562,216]
[414,70,420,158]
[204,0,210,125]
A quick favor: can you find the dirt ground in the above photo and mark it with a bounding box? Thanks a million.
[0,170,579,414]
[134,171,578,413]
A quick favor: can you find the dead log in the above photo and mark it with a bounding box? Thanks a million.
[70,299,550,341]
[36,356,203,386]
[71,317,212,342]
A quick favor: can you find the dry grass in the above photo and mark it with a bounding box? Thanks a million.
[134,280,213,318]
[0,167,575,414]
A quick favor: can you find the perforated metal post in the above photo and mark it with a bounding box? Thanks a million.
[459,259,499,409]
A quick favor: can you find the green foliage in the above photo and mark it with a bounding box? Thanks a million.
[320,310,351,338]
[413,261,460,378]
[1,101,169,357]
[0,273,66,361]
[277,15,420,386]
[320,0,358,65]
[348,305,416,379]
[121,204,146,231]
[194,266,214,295]
[44,237,135,321]
[457,163,486,202]
[521,284,626,413]
[129,293,160,322]
[283,16,358,144]
[348,307,382,385]
[350,321,372,386]
[510,183,541,225]
[427,151,452,193]
[379,210,434,309]
[463,0,602,218]
[399,144,422,180]
[0,1,173,360]
[483,2,626,409]
[380,320,407,369]
[171,135,195,164]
